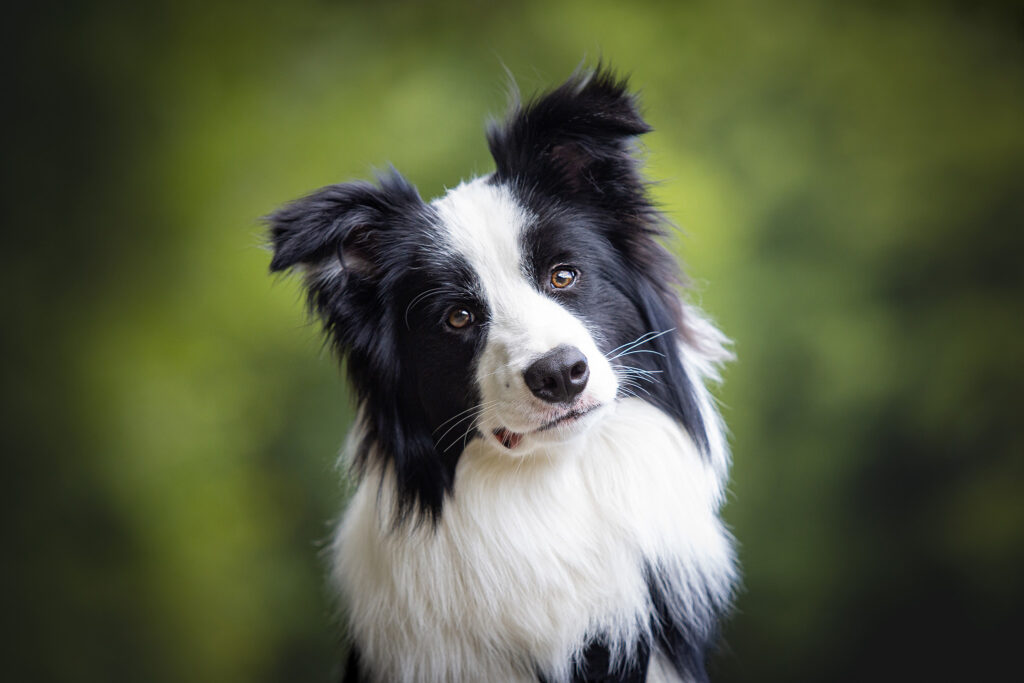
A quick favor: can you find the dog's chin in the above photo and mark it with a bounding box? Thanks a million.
[488,402,609,455]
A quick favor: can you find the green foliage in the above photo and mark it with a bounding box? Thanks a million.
[5,1,1022,680]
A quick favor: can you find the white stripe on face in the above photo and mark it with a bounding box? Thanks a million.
[432,178,619,453]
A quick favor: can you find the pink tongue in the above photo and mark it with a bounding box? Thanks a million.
[493,428,523,449]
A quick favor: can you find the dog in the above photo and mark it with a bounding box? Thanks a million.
[268,67,737,683]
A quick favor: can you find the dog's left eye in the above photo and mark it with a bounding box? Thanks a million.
[550,267,578,289]
[446,308,474,329]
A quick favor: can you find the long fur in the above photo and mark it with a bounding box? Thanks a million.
[268,66,737,683]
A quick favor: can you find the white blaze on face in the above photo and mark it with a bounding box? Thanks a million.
[432,179,619,453]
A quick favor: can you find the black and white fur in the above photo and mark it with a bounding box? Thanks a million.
[268,68,736,683]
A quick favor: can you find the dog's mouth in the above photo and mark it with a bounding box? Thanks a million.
[492,405,599,450]
[493,427,524,450]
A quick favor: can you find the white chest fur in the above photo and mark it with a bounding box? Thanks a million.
[332,398,735,683]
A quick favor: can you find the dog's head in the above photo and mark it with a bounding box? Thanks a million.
[269,68,708,520]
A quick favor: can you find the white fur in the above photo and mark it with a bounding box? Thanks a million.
[331,179,735,682]
[334,392,733,683]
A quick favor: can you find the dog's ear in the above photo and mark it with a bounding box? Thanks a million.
[487,66,651,203]
[268,171,422,279]
[267,170,426,369]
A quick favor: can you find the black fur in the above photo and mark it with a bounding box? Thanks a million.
[269,172,487,522]
[646,563,720,683]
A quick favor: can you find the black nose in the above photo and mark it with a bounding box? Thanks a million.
[523,345,590,404]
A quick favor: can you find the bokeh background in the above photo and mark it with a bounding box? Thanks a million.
[5,0,1023,681]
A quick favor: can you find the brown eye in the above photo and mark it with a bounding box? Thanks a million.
[447,308,474,329]
[550,267,577,289]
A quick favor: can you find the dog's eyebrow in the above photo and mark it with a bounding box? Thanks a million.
[403,286,482,329]
[403,287,447,328]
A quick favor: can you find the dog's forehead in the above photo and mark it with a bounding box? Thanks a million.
[429,177,529,295]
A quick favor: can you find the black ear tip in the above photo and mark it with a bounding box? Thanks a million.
[565,62,630,94]
[265,214,302,273]
[573,65,651,133]
[268,253,292,273]
[576,62,627,91]
[268,234,308,272]
[488,63,653,189]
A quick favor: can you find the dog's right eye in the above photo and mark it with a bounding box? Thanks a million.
[446,308,474,329]
[550,266,578,289]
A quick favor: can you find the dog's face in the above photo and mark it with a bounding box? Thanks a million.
[431,179,620,454]
[269,70,708,519]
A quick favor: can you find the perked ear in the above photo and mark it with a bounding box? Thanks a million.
[487,66,652,202]
[267,170,422,277]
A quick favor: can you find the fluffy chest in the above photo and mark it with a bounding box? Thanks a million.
[332,399,733,683]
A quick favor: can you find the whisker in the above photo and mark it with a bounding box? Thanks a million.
[604,330,664,357]
[615,367,665,382]
[613,365,662,396]
[432,400,500,435]
[616,367,664,376]
[434,404,495,447]
[618,379,652,394]
[604,328,676,360]
[609,348,667,361]
[441,404,505,454]
[443,418,488,453]
[617,383,651,398]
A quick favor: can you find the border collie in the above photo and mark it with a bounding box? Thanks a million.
[268,67,736,683]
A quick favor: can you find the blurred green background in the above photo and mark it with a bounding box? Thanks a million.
[4,0,1023,681]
